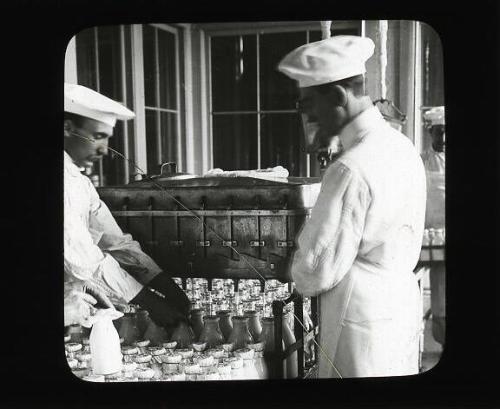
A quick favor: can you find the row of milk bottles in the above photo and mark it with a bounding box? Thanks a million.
[66,278,305,380]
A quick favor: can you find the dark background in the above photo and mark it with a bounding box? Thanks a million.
[1,0,499,408]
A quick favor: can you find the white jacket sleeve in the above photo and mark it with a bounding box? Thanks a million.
[291,162,371,297]
[64,181,144,302]
[89,198,162,283]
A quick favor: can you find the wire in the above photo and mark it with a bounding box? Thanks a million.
[69,131,343,378]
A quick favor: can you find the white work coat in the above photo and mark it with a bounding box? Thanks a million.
[291,107,426,378]
[64,151,161,305]
[421,149,445,229]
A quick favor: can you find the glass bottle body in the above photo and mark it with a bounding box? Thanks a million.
[169,321,194,349]
[199,315,224,348]
[228,316,254,350]
[189,308,205,341]
[245,310,262,341]
[282,312,298,379]
[118,313,140,346]
[216,310,233,342]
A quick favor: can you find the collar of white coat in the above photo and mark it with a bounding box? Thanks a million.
[64,150,85,177]
[339,105,385,150]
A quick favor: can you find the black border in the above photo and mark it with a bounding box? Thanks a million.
[2,0,499,408]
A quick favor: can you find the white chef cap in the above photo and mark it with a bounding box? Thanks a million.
[64,83,135,127]
[277,35,375,88]
[423,106,445,126]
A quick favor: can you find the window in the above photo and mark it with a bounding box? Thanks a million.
[209,25,359,177]
[417,22,444,153]
[73,24,182,186]
[143,25,182,176]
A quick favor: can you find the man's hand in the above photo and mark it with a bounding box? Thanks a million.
[64,289,98,327]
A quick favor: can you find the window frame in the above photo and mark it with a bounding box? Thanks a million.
[204,21,362,176]
[70,23,184,185]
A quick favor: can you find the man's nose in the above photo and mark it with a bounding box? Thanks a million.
[96,140,109,156]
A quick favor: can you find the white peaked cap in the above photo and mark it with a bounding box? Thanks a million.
[64,83,135,127]
[423,106,445,126]
[277,35,375,88]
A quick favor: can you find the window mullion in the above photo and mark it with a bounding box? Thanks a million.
[131,25,148,175]
[175,30,183,171]
[256,33,261,169]
[154,28,162,168]
[94,27,104,185]
[120,25,130,184]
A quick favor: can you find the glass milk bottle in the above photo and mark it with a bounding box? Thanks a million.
[282,312,298,379]
[245,310,262,342]
[258,317,276,378]
[189,308,205,341]
[118,312,140,346]
[216,310,233,342]
[199,315,224,349]
[228,316,254,350]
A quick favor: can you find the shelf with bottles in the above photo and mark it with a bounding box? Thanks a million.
[65,277,317,381]
[65,333,269,382]
[419,227,445,263]
[175,277,314,380]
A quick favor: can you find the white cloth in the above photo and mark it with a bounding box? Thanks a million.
[64,151,161,304]
[89,308,123,375]
[291,106,426,378]
[277,36,375,88]
[65,83,135,127]
[421,149,445,228]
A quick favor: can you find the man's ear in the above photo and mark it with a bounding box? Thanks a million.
[63,119,73,138]
[328,85,348,108]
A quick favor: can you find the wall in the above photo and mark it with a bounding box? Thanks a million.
[365,20,418,143]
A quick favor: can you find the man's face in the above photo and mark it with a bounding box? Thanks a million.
[297,86,345,152]
[64,117,114,168]
[430,125,445,153]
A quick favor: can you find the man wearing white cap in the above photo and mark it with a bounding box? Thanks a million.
[278,36,426,377]
[64,83,191,333]
[422,106,446,345]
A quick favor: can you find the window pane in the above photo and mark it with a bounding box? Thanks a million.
[260,32,306,111]
[211,35,257,112]
[97,25,122,101]
[308,27,360,43]
[160,112,178,164]
[158,30,177,110]
[420,23,444,153]
[261,113,303,176]
[124,25,136,181]
[145,109,160,175]
[213,115,257,170]
[143,25,157,108]
[75,28,97,89]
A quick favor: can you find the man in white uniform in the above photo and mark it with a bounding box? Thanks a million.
[64,83,191,332]
[278,36,427,377]
[421,106,446,345]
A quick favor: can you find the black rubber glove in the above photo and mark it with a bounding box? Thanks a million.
[130,286,189,329]
[147,273,191,317]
